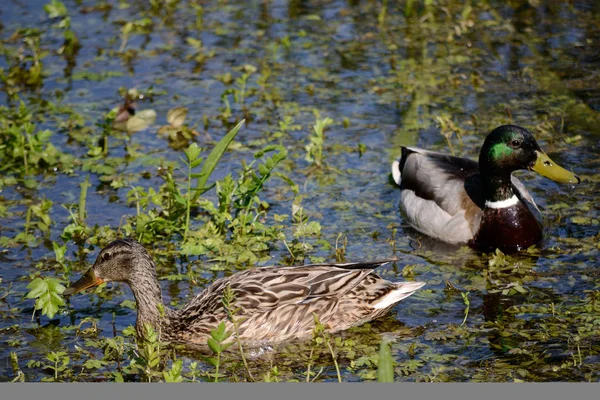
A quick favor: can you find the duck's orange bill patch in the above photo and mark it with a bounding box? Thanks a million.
[63,269,104,296]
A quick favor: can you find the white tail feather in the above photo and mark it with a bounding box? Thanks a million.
[391,158,402,186]
[372,281,425,309]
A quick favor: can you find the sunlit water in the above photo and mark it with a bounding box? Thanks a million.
[0,0,599,381]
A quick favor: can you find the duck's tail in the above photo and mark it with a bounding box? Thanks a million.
[391,146,415,186]
[391,158,402,186]
[372,281,425,309]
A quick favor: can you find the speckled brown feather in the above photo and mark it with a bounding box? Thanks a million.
[65,239,425,348]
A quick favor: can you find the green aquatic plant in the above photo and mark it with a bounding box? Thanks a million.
[182,143,296,264]
[460,291,470,327]
[123,121,242,244]
[26,351,72,382]
[0,29,47,99]
[377,340,394,382]
[44,0,80,75]
[10,352,26,382]
[304,114,333,168]
[0,101,74,187]
[25,276,65,320]
[222,284,255,382]
[1,0,599,384]
[204,322,233,382]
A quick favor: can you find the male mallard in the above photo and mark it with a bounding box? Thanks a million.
[391,125,580,252]
[64,239,424,347]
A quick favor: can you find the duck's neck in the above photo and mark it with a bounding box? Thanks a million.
[127,259,169,339]
[481,174,517,207]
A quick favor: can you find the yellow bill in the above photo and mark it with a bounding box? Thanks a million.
[531,150,580,184]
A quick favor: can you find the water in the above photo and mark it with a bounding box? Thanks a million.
[0,0,599,382]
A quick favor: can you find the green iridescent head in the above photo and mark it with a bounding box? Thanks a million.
[478,125,579,184]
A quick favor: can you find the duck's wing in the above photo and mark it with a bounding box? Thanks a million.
[232,261,423,343]
[392,147,484,244]
[177,261,391,317]
[174,261,423,344]
[229,260,398,308]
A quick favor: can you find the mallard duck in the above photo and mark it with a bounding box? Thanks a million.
[64,239,425,347]
[391,125,580,252]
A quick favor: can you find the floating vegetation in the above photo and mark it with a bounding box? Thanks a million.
[0,0,599,382]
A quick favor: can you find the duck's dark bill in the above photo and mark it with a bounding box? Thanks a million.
[63,269,104,296]
[531,151,580,184]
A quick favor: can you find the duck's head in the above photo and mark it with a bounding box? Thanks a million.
[64,239,153,296]
[478,125,580,184]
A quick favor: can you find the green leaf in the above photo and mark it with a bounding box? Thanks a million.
[44,0,67,19]
[185,143,202,163]
[200,355,218,367]
[254,144,282,158]
[163,359,184,382]
[52,241,67,263]
[193,119,244,200]
[26,278,47,299]
[211,321,226,341]
[190,157,203,169]
[45,277,66,294]
[83,359,104,370]
[207,338,222,354]
[258,164,270,176]
[377,340,394,382]
[113,372,124,382]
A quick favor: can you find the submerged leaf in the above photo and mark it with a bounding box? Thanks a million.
[167,107,188,128]
[124,109,157,132]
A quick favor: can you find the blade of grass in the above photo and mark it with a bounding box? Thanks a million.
[377,339,394,382]
[79,175,90,225]
[192,119,244,201]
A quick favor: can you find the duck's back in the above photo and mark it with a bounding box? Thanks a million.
[393,147,485,244]
[168,262,423,347]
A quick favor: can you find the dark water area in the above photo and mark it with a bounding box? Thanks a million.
[0,0,599,382]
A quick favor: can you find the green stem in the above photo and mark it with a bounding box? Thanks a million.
[461,292,470,327]
[103,134,108,157]
[232,319,254,381]
[214,351,220,383]
[282,239,296,260]
[325,338,341,382]
[79,175,90,225]
[24,207,32,237]
[305,347,314,383]
[183,161,192,242]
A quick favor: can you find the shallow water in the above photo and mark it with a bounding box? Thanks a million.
[0,0,599,382]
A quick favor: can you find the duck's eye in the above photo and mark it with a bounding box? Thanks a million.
[511,139,521,147]
[101,252,111,262]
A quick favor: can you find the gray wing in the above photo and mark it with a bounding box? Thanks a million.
[392,147,484,244]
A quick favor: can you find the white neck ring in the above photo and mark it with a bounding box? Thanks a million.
[485,195,518,209]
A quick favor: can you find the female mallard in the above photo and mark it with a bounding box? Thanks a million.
[64,239,424,347]
[391,125,580,252]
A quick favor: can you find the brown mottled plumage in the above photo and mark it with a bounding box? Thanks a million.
[64,239,425,347]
